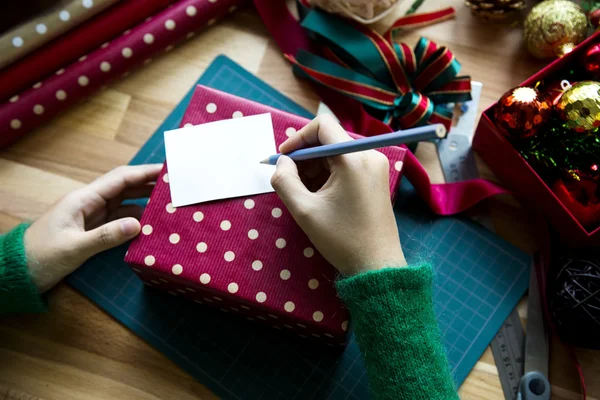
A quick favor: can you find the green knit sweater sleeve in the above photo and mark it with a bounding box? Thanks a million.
[336,264,458,400]
[0,223,45,314]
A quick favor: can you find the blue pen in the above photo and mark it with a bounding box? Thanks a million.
[260,124,446,165]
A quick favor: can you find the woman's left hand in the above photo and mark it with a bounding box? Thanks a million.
[24,164,162,292]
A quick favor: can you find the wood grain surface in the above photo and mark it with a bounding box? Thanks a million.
[1,1,599,399]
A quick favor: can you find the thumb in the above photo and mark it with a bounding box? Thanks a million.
[78,217,141,259]
[271,156,312,214]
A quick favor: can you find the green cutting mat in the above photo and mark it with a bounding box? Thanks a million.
[68,55,531,399]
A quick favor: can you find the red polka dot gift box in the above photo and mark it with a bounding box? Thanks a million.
[125,85,407,344]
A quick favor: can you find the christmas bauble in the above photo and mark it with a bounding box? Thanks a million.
[494,86,551,139]
[555,81,600,132]
[551,251,600,349]
[464,0,526,20]
[590,8,600,29]
[523,0,588,59]
[584,44,600,78]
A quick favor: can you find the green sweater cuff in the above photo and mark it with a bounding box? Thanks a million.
[0,223,46,314]
[337,264,458,400]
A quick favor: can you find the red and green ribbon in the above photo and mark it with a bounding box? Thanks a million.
[286,6,471,131]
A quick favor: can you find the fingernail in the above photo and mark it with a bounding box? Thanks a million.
[121,219,140,236]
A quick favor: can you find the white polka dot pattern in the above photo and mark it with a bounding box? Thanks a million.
[247,229,259,240]
[341,321,349,331]
[199,273,211,284]
[284,301,295,312]
[165,203,176,213]
[275,238,286,249]
[33,105,44,115]
[244,199,254,209]
[308,279,319,290]
[36,24,47,34]
[143,33,154,44]
[251,260,263,271]
[224,251,235,262]
[271,208,282,218]
[313,311,324,322]
[186,5,197,16]
[169,233,180,244]
[12,37,23,48]
[232,111,243,118]
[55,90,67,100]
[171,264,183,275]
[280,269,291,280]
[100,61,111,72]
[256,292,267,303]
[142,224,153,235]
[394,161,404,171]
[196,242,207,253]
[10,119,21,129]
[78,76,89,86]
[193,211,204,222]
[220,220,231,230]
[121,47,133,58]
[303,247,314,258]
[206,103,217,113]
[227,283,239,293]
[285,127,296,137]
[144,255,155,266]
[165,19,176,30]
[59,10,70,21]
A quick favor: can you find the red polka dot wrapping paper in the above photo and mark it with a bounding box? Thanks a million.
[0,0,244,149]
[126,85,407,343]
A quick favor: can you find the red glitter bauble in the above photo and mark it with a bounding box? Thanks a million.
[584,44,600,78]
[590,8,600,29]
[494,86,551,139]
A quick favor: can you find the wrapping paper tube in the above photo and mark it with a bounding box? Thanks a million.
[0,0,244,149]
[0,0,119,70]
[0,0,179,102]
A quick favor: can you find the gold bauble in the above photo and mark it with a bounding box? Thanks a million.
[465,0,526,20]
[555,81,600,132]
[523,0,588,59]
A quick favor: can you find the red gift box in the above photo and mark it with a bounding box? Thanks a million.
[125,85,407,343]
[473,32,600,247]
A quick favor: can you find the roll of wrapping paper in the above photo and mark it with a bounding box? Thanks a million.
[0,0,244,149]
[0,0,179,102]
[0,0,120,70]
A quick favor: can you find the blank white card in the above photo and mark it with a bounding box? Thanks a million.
[164,113,277,207]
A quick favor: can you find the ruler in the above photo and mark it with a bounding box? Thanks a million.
[435,82,526,400]
[491,310,525,400]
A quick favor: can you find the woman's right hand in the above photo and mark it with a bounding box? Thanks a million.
[270,115,407,276]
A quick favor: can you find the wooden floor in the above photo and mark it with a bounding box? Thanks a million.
[0,1,598,399]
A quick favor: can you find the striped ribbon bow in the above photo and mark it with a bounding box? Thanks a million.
[286,6,472,131]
